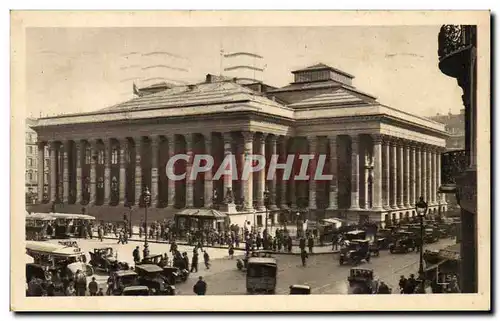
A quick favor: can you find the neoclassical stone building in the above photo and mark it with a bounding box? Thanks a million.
[32,63,448,228]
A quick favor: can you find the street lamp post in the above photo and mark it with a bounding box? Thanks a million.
[264,188,270,234]
[416,196,429,278]
[142,186,151,246]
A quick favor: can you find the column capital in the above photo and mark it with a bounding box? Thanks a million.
[184,133,194,145]
[372,134,383,144]
[268,134,278,144]
[241,131,255,143]
[223,132,233,144]
[307,135,318,144]
[350,134,360,143]
[257,132,268,143]
[150,135,163,146]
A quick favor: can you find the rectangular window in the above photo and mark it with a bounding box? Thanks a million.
[28,146,33,154]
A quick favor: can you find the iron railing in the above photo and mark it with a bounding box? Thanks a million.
[441,149,467,185]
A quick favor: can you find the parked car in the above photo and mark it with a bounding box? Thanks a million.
[122,285,150,296]
[109,270,140,296]
[135,264,175,296]
[89,247,129,272]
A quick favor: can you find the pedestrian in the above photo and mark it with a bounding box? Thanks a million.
[123,229,129,244]
[403,274,417,294]
[139,226,143,239]
[143,243,150,258]
[203,251,211,270]
[133,246,141,264]
[299,237,306,252]
[377,281,391,294]
[106,276,114,295]
[88,277,98,296]
[182,252,189,271]
[117,230,124,245]
[98,226,103,242]
[308,235,314,254]
[65,281,76,296]
[193,276,207,295]
[97,288,104,296]
[191,251,199,273]
[300,249,308,267]
[74,269,87,296]
[228,244,234,259]
[287,236,293,253]
[398,275,407,294]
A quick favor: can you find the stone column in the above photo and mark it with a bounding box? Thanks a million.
[327,135,338,210]
[403,143,410,207]
[134,137,142,205]
[118,138,128,205]
[37,142,45,203]
[372,135,383,210]
[204,134,213,208]
[167,135,176,208]
[255,133,267,211]
[185,134,194,208]
[427,147,436,204]
[268,135,278,210]
[289,137,297,209]
[350,135,360,210]
[62,141,69,203]
[308,136,317,210]
[75,141,82,204]
[437,148,446,204]
[415,145,422,200]
[150,135,160,208]
[279,136,288,209]
[410,144,416,206]
[383,137,391,209]
[242,131,254,211]
[390,140,397,209]
[397,142,404,208]
[103,139,111,205]
[421,147,427,202]
[222,132,234,199]
[49,142,57,203]
[89,140,98,205]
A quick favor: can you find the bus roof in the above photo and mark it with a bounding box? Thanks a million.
[346,230,365,234]
[26,241,83,256]
[25,212,56,221]
[247,257,277,265]
[49,213,96,220]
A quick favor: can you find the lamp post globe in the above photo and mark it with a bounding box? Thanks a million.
[415,196,428,279]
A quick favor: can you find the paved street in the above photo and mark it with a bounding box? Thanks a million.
[172,238,456,295]
[48,237,456,295]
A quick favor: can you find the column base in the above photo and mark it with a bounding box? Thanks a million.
[280,205,289,210]
[372,206,384,211]
[243,206,255,212]
[325,206,338,211]
[349,206,361,211]
[256,206,266,212]
[269,204,279,211]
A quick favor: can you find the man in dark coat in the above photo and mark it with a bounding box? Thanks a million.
[299,237,306,252]
[203,251,211,270]
[398,275,407,294]
[300,249,308,267]
[287,237,293,252]
[191,252,199,273]
[307,235,314,254]
[88,277,98,296]
[193,276,207,295]
[133,246,141,264]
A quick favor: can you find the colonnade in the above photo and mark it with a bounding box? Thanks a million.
[37,132,445,214]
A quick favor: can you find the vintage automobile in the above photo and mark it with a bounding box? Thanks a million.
[423,249,442,265]
[347,268,374,294]
[368,240,381,257]
[140,254,189,283]
[246,257,277,294]
[109,270,140,295]
[339,239,371,265]
[289,284,311,295]
[122,285,151,296]
[89,247,130,272]
[424,228,440,243]
[344,230,367,242]
[389,234,416,254]
[237,250,273,271]
[135,264,176,296]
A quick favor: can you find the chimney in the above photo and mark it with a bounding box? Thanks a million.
[205,74,213,83]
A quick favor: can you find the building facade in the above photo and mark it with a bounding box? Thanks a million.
[32,63,448,227]
[430,109,465,151]
[25,118,50,203]
[438,25,478,293]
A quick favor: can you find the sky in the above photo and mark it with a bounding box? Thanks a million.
[25,26,464,118]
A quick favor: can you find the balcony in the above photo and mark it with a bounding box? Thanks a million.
[440,149,466,194]
[438,25,476,79]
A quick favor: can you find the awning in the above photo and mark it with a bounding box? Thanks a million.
[424,259,448,272]
[438,243,461,261]
[175,209,227,221]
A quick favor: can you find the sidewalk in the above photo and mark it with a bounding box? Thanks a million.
[100,234,339,255]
